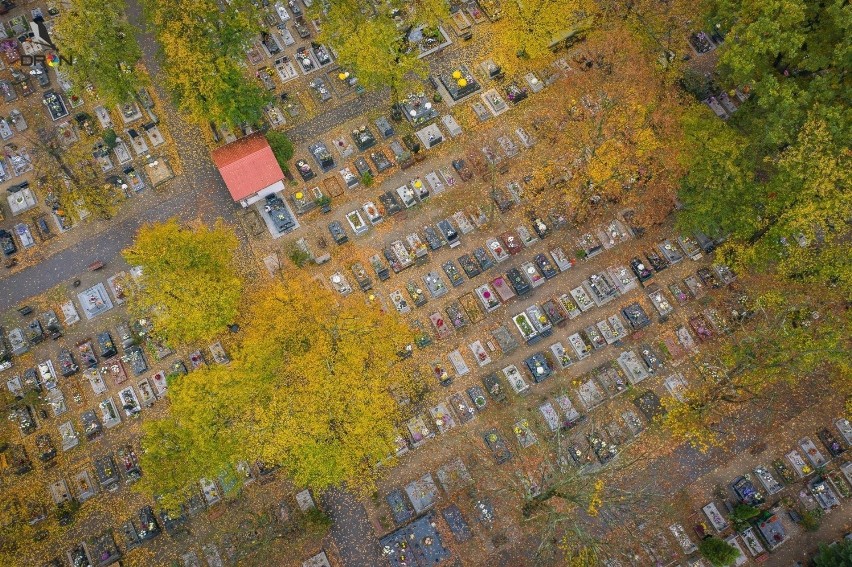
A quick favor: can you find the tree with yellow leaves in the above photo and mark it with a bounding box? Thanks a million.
[123,219,244,347]
[318,0,449,100]
[138,276,417,506]
[524,24,688,227]
[26,115,124,222]
[53,0,146,106]
[486,0,595,74]
[598,0,703,60]
[680,110,852,300]
[321,7,425,98]
[142,0,271,127]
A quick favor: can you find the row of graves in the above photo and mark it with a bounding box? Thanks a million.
[323,196,566,299]
[286,50,548,227]
[668,418,852,564]
[0,86,169,237]
[380,228,742,478]
[304,123,539,251]
[6,289,230,459]
[433,55,561,114]
[46,458,316,567]
[382,457,494,566]
[379,216,639,453]
[4,274,237,550]
[290,109,452,223]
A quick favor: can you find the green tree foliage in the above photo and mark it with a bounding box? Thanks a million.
[142,0,270,127]
[729,504,760,529]
[710,0,849,146]
[122,219,244,346]
[319,2,427,99]
[138,278,417,506]
[136,365,248,511]
[266,130,294,169]
[699,536,740,566]
[677,106,759,238]
[678,0,851,299]
[53,0,145,105]
[813,539,852,565]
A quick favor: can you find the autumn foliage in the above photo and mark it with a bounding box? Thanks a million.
[525,25,688,226]
[123,219,244,347]
[139,276,417,507]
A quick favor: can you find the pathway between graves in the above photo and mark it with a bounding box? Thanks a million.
[322,487,380,567]
[285,88,391,144]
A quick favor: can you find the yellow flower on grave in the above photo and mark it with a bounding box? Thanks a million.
[452,70,462,79]
[458,78,468,87]
[295,192,304,200]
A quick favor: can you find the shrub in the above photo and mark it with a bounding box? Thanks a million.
[730,504,761,529]
[266,131,294,170]
[103,128,118,149]
[288,247,310,268]
[680,68,712,100]
[801,509,822,532]
[303,507,331,531]
[813,539,852,566]
[699,536,739,566]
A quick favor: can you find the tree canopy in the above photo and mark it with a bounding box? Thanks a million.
[142,0,270,127]
[661,289,851,450]
[678,0,852,299]
[138,277,417,507]
[266,130,294,170]
[525,25,688,226]
[122,219,244,347]
[712,0,849,146]
[28,118,123,222]
[318,0,436,98]
[488,0,594,72]
[53,0,145,105]
[814,539,852,567]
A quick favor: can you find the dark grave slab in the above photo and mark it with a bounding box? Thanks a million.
[441,504,472,542]
[400,94,439,126]
[386,489,415,525]
[380,511,452,567]
[439,65,481,101]
[375,116,395,138]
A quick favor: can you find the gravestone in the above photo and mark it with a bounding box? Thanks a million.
[374,116,394,138]
[438,65,481,101]
[472,102,491,122]
[416,124,444,149]
[77,283,114,320]
[441,114,462,137]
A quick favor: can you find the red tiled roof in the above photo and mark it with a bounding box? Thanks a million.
[211,133,284,202]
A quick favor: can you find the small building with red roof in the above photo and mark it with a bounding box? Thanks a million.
[211,133,285,207]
